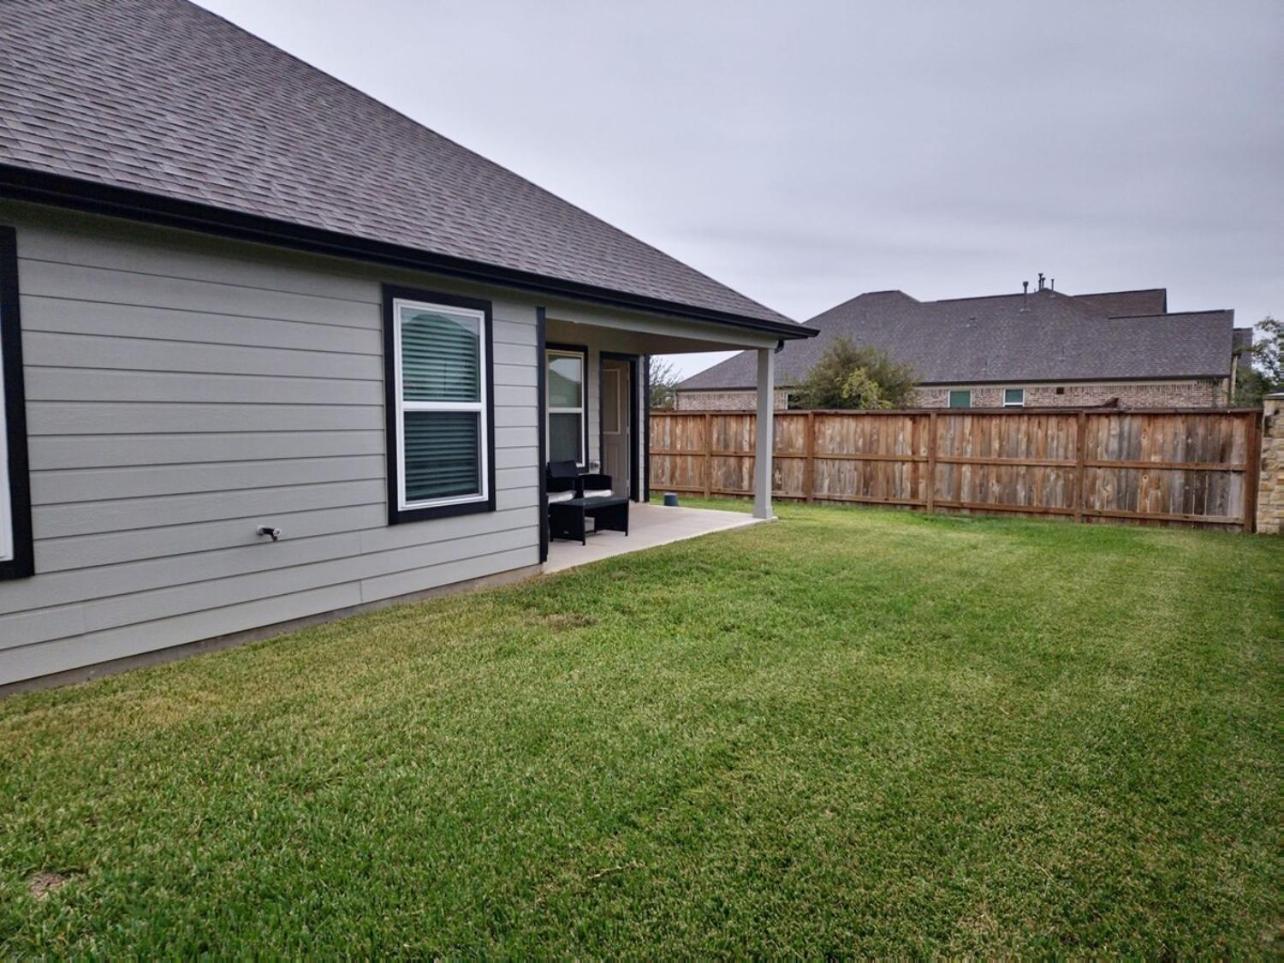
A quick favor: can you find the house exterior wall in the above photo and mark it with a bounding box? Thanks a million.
[676,379,1225,411]
[911,380,1226,408]
[0,202,550,685]
[676,388,791,411]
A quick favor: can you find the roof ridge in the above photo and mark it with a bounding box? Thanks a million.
[928,291,1037,304]
[1109,309,1233,319]
[1080,287,1166,296]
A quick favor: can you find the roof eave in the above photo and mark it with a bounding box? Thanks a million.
[0,164,815,341]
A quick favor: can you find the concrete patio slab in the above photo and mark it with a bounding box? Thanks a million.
[543,502,763,574]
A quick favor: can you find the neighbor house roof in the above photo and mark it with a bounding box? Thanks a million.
[1073,288,1168,317]
[0,0,807,336]
[679,287,1238,390]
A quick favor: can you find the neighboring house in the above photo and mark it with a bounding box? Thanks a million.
[677,281,1252,410]
[0,0,813,687]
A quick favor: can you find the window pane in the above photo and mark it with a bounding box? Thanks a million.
[403,410,480,501]
[948,390,971,409]
[1004,388,1024,405]
[548,354,582,408]
[549,412,582,463]
[401,305,480,403]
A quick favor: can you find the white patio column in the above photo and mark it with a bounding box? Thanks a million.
[754,347,774,519]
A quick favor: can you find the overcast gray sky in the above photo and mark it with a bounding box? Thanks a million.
[197,0,1283,378]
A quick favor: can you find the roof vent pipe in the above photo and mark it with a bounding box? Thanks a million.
[1037,272,1045,291]
[1050,278,1055,292]
[1022,280,1029,294]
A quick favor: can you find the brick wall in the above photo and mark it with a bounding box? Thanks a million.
[676,380,1225,412]
[913,380,1224,408]
[676,389,790,411]
[1258,394,1284,535]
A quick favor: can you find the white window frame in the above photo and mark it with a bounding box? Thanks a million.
[546,348,586,467]
[1003,387,1026,407]
[392,297,489,512]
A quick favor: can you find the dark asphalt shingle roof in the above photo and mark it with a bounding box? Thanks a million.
[679,288,1237,390]
[1073,288,1167,317]
[0,0,793,327]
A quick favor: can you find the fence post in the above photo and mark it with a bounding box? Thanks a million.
[1074,410,1087,522]
[925,411,937,513]
[804,411,816,501]
[703,411,712,498]
[1243,409,1261,533]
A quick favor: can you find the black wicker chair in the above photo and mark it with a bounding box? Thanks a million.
[545,461,627,544]
[546,460,612,500]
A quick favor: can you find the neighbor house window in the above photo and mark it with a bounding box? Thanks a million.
[1003,388,1025,407]
[546,346,587,465]
[383,286,494,524]
[948,389,971,409]
[0,226,32,579]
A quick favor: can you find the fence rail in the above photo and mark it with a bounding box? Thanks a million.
[649,408,1262,531]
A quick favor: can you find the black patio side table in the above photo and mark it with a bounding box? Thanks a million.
[548,496,630,545]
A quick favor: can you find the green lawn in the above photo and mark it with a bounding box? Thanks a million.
[1,503,1280,956]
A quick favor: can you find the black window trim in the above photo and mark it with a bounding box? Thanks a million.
[382,283,496,525]
[0,225,33,580]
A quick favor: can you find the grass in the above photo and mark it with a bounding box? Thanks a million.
[1,503,1280,956]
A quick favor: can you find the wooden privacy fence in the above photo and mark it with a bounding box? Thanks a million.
[649,408,1263,530]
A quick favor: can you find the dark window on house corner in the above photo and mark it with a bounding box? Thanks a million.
[0,226,33,579]
[382,285,496,525]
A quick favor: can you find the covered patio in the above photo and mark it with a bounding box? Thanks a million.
[536,300,811,570]
[544,501,762,573]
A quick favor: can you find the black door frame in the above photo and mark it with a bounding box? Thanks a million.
[599,351,641,503]
[536,308,548,562]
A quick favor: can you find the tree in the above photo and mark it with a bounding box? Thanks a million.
[792,338,918,410]
[1232,316,1282,407]
[648,356,682,410]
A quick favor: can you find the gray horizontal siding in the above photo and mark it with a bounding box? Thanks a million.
[29,431,387,469]
[7,546,537,683]
[21,295,384,354]
[0,524,539,642]
[0,203,546,685]
[25,330,387,379]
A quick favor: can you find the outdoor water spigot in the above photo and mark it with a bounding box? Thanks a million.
[257,526,282,542]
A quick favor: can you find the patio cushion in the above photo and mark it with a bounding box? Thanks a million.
[547,490,575,503]
[582,489,613,499]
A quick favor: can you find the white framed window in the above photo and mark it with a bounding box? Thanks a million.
[1003,387,1025,407]
[384,287,493,523]
[546,347,586,466]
